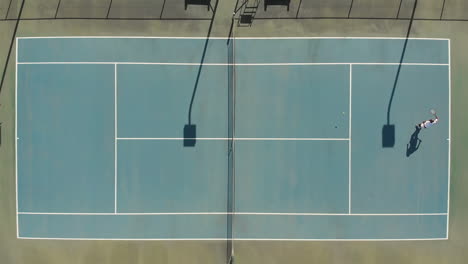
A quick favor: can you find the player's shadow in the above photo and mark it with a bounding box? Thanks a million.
[406,127,422,157]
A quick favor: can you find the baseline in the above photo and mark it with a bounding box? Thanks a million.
[17,62,450,66]
[117,138,350,141]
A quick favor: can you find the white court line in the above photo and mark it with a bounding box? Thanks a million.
[16,237,448,241]
[16,36,450,40]
[17,62,226,65]
[233,213,447,216]
[240,63,449,66]
[114,64,118,214]
[15,38,19,238]
[16,62,450,66]
[348,64,352,214]
[18,212,227,215]
[116,137,350,141]
[18,212,447,216]
[233,238,448,241]
[235,37,450,41]
[446,39,452,239]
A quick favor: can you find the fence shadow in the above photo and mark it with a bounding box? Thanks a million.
[0,0,25,97]
[3,0,466,22]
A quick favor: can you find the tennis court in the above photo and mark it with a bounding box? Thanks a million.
[16,37,449,240]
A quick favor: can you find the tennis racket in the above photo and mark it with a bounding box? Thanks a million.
[430,109,438,120]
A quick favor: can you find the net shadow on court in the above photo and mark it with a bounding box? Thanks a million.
[183,0,219,147]
[382,0,417,148]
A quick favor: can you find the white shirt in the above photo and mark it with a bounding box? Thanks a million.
[424,118,438,128]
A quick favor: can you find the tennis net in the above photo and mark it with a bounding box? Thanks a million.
[226,15,237,264]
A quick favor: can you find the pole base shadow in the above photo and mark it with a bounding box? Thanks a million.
[264,0,291,11]
[382,124,395,148]
[184,124,197,147]
[185,0,211,10]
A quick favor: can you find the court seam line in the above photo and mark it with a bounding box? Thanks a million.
[15,37,19,238]
[446,39,451,239]
[114,63,117,214]
[16,37,450,40]
[116,138,350,141]
[16,237,449,241]
[16,62,450,66]
[348,64,352,214]
[17,212,448,216]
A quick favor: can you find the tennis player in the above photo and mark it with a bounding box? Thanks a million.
[416,113,439,129]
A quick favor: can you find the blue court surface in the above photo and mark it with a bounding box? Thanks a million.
[16,37,450,240]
